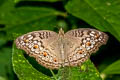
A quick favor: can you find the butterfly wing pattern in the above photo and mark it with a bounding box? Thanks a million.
[64,28,108,66]
[15,30,63,69]
[15,28,108,69]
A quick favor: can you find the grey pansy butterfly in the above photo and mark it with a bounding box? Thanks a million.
[15,28,108,69]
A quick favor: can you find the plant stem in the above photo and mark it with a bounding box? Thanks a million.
[50,69,57,80]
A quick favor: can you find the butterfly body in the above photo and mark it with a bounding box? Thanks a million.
[15,28,108,69]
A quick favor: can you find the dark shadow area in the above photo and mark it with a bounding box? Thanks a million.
[91,32,120,70]
[0,24,5,28]
[15,1,66,12]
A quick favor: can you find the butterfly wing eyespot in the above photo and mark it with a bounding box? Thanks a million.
[65,28,108,66]
[76,49,84,54]
[33,45,39,49]
[43,51,47,57]
[86,42,91,46]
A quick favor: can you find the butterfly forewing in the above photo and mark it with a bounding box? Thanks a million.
[15,30,62,69]
[64,28,108,66]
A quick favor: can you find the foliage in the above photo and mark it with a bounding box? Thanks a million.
[102,60,120,74]
[0,0,120,80]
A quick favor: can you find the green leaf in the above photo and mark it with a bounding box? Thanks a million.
[0,76,6,80]
[0,48,14,80]
[12,44,51,80]
[0,36,7,47]
[57,59,102,80]
[0,7,63,25]
[5,15,57,40]
[0,0,15,19]
[0,0,15,11]
[65,0,120,41]
[102,60,120,74]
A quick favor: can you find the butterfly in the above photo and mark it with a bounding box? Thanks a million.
[15,28,108,69]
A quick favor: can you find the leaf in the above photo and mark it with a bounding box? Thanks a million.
[0,76,6,80]
[5,15,57,40]
[65,0,120,41]
[0,7,63,25]
[12,44,51,80]
[0,48,14,80]
[0,35,7,47]
[102,60,120,74]
[57,59,102,80]
[0,0,15,21]
[0,0,15,11]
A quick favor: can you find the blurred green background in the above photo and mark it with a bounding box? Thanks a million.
[0,0,120,80]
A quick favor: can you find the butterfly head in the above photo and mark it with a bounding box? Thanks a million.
[58,28,64,37]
